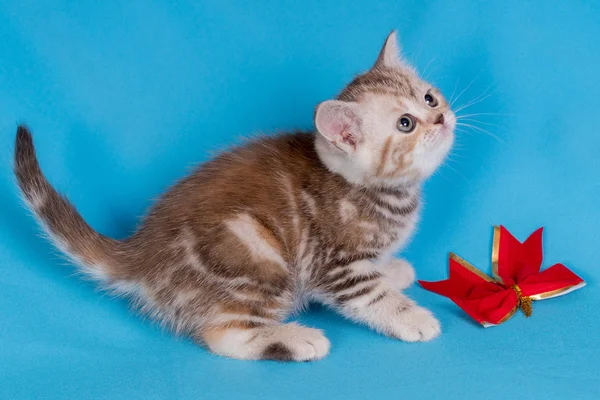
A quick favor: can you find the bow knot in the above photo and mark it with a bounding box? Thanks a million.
[511,284,532,317]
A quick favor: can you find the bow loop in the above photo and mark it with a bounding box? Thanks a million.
[492,226,544,284]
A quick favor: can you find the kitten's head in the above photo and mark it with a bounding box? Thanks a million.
[314,31,455,187]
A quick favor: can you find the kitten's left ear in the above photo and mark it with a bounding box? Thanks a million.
[315,100,363,154]
[373,30,403,69]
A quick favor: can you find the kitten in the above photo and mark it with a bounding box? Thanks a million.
[14,31,455,361]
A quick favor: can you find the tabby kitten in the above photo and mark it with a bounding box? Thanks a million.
[14,31,455,361]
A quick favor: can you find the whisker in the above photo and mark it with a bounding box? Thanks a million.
[457,112,515,119]
[456,122,505,143]
[424,66,440,81]
[454,85,497,113]
[446,152,466,160]
[444,163,470,183]
[449,69,484,108]
[410,43,424,64]
[458,118,500,128]
[454,87,493,113]
[450,145,466,152]
[448,79,460,106]
[435,169,455,186]
[449,146,467,154]
[454,127,475,140]
[422,57,437,79]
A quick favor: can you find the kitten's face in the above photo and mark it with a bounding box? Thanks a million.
[315,32,455,186]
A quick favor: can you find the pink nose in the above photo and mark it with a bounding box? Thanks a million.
[434,113,445,125]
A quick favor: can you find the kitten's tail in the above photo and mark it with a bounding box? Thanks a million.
[14,125,131,284]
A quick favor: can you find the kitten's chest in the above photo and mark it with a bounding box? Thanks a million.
[330,186,421,258]
[363,206,418,253]
[372,208,419,263]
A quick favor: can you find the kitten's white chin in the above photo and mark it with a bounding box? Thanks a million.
[415,132,454,179]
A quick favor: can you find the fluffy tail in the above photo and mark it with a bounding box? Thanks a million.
[14,125,129,283]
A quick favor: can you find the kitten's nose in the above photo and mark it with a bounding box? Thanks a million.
[434,113,445,125]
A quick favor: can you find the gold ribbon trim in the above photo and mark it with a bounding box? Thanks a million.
[512,284,532,317]
[491,225,501,282]
[450,253,495,282]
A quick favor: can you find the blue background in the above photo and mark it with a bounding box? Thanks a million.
[1,1,599,399]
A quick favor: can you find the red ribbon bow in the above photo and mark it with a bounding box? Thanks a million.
[418,226,585,326]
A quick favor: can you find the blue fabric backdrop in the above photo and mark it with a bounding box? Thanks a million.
[1,1,599,399]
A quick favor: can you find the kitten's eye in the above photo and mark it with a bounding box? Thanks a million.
[397,114,416,133]
[424,93,438,107]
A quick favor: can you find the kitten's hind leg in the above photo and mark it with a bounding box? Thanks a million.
[201,322,330,361]
[315,259,440,342]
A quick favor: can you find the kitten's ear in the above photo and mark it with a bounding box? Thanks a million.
[315,100,363,153]
[373,30,403,69]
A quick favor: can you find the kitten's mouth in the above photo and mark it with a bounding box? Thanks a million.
[439,112,456,135]
[439,124,452,135]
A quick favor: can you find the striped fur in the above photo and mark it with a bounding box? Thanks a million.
[14,31,454,361]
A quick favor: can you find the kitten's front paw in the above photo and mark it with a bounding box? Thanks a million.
[391,306,441,342]
[382,259,416,290]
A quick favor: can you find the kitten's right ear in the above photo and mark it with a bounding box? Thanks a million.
[315,100,362,154]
